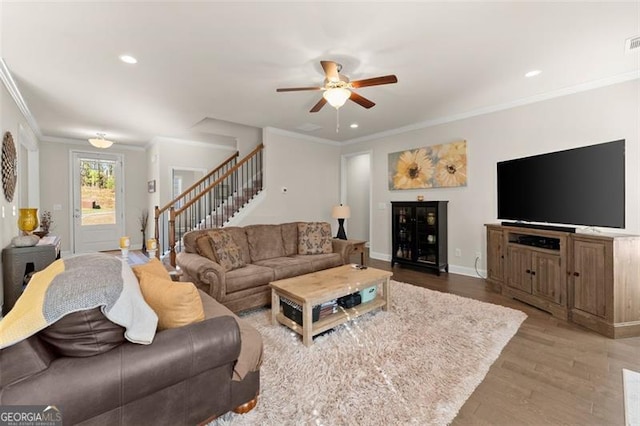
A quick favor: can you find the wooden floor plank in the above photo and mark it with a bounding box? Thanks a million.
[368,259,640,425]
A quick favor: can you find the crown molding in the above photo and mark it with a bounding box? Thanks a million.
[42,135,146,152]
[0,58,43,139]
[146,136,238,151]
[344,70,640,146]
[265,127,341,146]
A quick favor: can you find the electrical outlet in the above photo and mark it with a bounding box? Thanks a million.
[455,248,461,257]
[475,251,482,260]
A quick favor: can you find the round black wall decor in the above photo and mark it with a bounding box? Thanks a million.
[2,131,17,202]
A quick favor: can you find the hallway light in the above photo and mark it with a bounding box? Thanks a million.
[88,133,114,149]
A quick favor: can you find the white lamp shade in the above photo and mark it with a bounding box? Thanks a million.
[332,205,351,219]
[323,88,351,108]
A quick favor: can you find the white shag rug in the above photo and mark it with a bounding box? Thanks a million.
[214,281,527,426]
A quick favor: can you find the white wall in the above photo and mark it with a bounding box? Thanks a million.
[235,128,342,230]
[0,82,41,309]
[341,80,640,276]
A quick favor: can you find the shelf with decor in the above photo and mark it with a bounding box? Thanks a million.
[391,201,448,275]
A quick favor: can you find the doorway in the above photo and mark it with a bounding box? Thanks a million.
[71,151,124,253]
[342,152,371,242]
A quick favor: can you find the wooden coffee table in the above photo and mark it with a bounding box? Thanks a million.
[270,264,393,346]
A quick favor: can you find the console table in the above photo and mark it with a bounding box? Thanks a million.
[486,224,640,338]
[2,236,61,315]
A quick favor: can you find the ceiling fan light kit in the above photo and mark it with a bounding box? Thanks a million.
[277,60,398,113]
[323,87,351,108]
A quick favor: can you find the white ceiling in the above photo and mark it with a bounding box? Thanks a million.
[1,2,639,147]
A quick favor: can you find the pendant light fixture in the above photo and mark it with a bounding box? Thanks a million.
[88,132,114,149]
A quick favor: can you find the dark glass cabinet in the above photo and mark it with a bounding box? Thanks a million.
[391,201,448,275]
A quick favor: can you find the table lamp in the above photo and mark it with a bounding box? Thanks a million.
[332,204,351,240]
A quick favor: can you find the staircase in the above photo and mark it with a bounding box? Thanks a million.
[154,143,264,266]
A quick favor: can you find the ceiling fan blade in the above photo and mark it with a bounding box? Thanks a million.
[276,87,322,92]
[349,91,375,109]
[310,97,327,113]
[350,75,398,88]
[321,61,339,82]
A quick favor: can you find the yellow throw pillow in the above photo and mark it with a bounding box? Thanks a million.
[137,271,205,330]
[132,258,172,281]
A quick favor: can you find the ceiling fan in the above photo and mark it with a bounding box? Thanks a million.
[276,60,398,113]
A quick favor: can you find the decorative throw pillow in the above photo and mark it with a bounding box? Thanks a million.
[245,225,286,261]
[137,271,205,331]
[207,230,246,272]
[131,258,172,281]
[298,222,333,255]
[39,308,126,357]
[195,234,217,262]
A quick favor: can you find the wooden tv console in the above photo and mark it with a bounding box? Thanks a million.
[486,224,640,338]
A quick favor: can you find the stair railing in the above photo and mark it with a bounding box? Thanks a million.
[155,143,264,266]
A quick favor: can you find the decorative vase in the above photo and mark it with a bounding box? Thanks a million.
[141,231,147,253]
[18,208,39,235]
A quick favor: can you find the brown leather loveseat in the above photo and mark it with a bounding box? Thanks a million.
[0,289,262,425]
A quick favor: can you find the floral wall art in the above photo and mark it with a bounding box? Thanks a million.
[388,140,467,190]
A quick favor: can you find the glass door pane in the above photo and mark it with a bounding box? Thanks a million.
[80,158,117,226]
[394,206,412,260]
[416,206,437,264]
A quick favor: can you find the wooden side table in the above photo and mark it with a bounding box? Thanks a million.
[347,239,367,265]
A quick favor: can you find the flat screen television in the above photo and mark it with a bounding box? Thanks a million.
[497,139,625,229]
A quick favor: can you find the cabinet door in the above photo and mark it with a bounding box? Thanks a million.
[392,205,413,260]
[531,252,564,305]
[573,239,607,318]
[506,245,532,293]
[416,205,437,264]
[487,228,504,282]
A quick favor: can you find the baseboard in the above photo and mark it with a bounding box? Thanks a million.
[369,252,486,279]
[369,251,391,262]
[448,264,485,279]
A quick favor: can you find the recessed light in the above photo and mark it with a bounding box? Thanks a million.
[119,55,138,64]
[350,123,359,129]
[525,70,541,78]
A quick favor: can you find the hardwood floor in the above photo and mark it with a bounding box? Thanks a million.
[367,258,639,426]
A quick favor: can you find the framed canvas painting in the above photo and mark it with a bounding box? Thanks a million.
[388,140,467,190]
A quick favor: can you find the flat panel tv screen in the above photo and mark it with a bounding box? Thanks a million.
[497,139,625,229]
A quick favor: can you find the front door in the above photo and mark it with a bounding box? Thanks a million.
[72,151,124,253]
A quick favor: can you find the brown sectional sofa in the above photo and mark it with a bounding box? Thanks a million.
[0,290,262,424]
[177,222,354,312]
